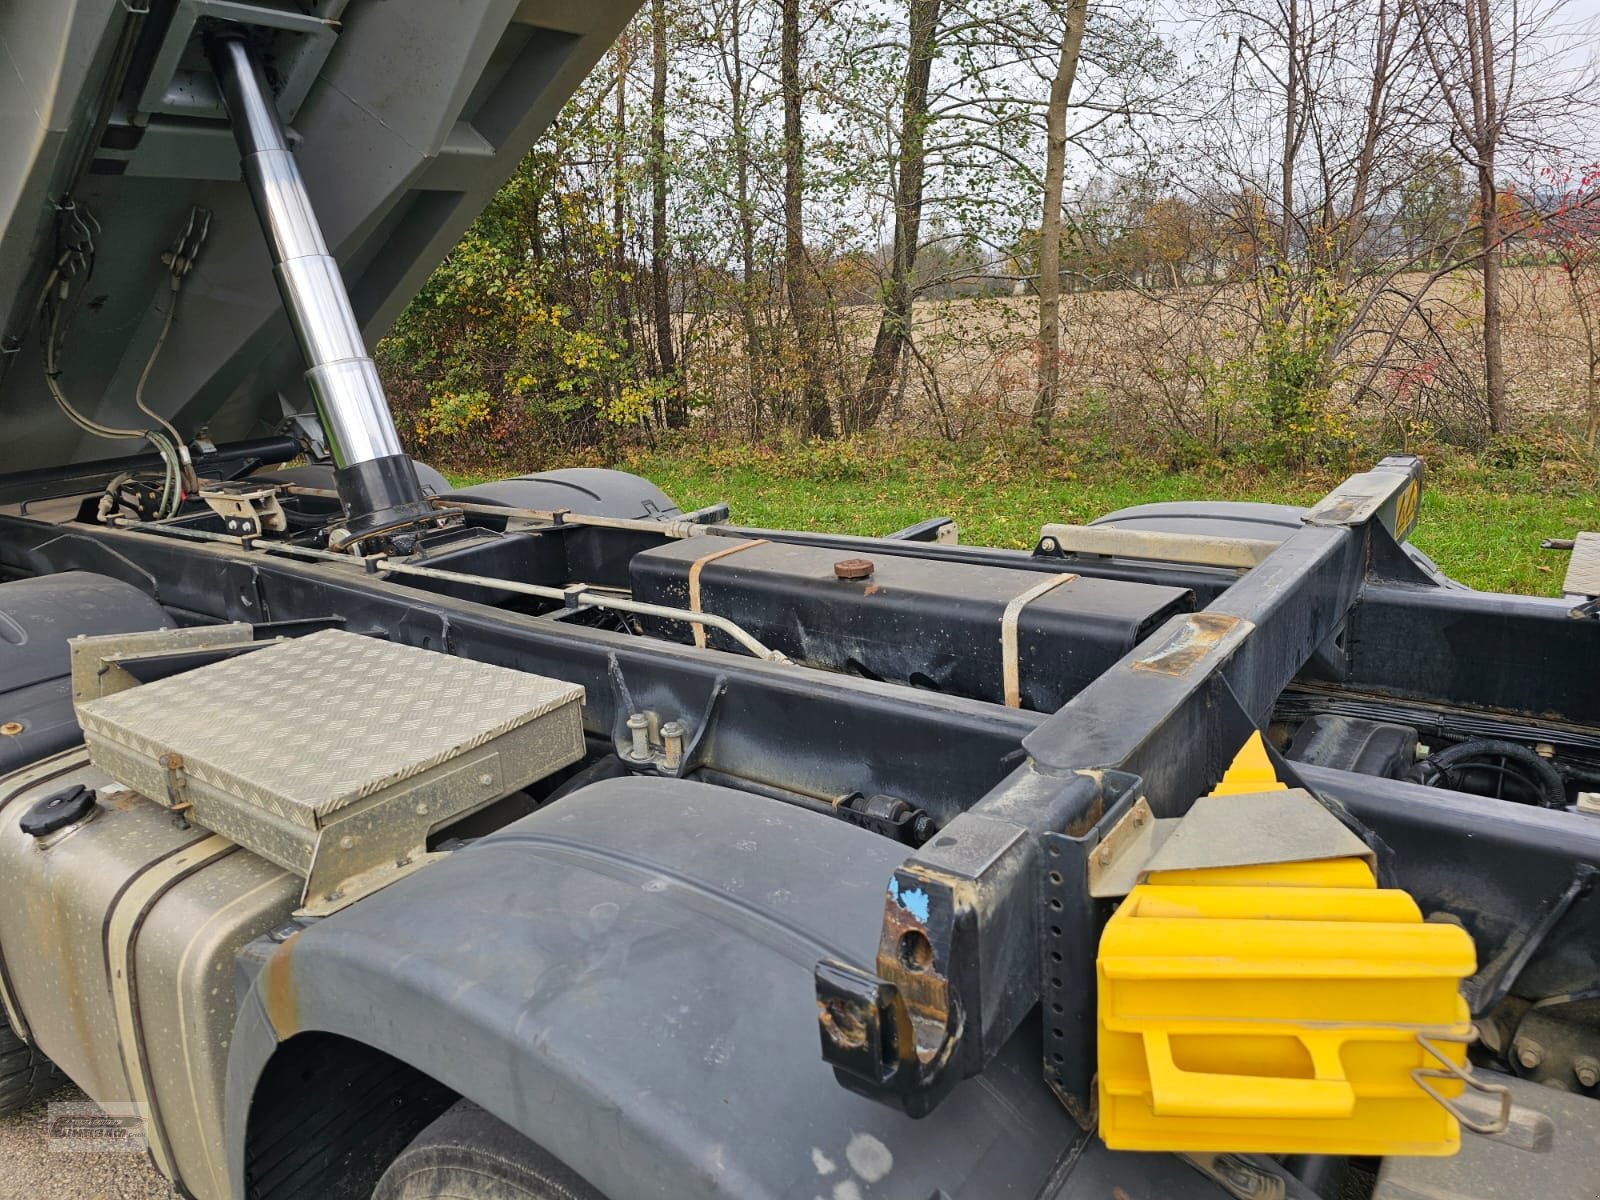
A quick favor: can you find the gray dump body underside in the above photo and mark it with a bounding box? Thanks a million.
[0,0,635,470]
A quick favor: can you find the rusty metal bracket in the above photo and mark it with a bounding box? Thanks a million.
[198,481,287,537]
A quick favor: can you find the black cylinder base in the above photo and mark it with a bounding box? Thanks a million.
[334,454,437,544]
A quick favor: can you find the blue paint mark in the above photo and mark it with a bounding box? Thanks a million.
[889,877,930,922]
[900,887,930,922]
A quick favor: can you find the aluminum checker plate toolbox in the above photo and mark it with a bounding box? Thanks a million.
[75,629,585,905]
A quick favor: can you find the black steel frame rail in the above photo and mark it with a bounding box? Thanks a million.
[0,516,1039,821]
[813,456,1430,1117]
[0,454,1446,1123]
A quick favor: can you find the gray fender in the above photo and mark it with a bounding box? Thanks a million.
[225,778,1087,1199]
[443,468,682,521]
[252,460,453,495]
[1091,500,1460,587]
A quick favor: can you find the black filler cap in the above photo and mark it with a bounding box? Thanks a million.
[21,784,97,837]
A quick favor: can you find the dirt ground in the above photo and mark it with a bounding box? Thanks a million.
[0,1086,175,1200]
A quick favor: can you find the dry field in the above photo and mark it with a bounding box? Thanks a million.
[680,266,1597,443]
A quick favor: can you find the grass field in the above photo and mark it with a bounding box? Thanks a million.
[453,439,1600,595]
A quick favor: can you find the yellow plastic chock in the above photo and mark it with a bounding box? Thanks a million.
[1095,728,1479,1156]
[1208,730,1285,796]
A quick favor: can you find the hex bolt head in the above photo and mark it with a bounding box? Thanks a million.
[626,711,651,760]
[1514,1037,1546,1070]
[659,720,686,771]
[833,558,874,581]
[1575,1055,1600,1089]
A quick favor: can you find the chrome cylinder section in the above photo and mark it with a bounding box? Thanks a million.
[208,35,431,538]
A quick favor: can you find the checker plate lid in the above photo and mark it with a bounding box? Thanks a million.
[76,629,584,828]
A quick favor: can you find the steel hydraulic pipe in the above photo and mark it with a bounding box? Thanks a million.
[207,34,433,542]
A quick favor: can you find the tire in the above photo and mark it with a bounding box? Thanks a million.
[0,1016,66,1115]
[372,1100,604,1200]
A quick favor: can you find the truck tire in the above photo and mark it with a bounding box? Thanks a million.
[372,1100,604,1200]
[0,1017,65,1115]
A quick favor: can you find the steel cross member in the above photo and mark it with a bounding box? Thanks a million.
[815,456,1428,1118]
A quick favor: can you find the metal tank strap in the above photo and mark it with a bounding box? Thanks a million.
[103,833,237,1188]
[1000,573,1078,708]
[687,539,769,649]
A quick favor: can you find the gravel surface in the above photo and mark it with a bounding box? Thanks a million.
[0,1086,176,1199]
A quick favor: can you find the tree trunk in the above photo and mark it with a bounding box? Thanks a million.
[724,0,768,429]
[649,0,683,426]
[1472,0,1506,434]
[1480,161,1506,433]
[1030,0,1088,439]
[612,32,634,365]
[1279,0,1299,263]
[1338,0,1396,287]
[782,0,834,439]
[849,0,941,436]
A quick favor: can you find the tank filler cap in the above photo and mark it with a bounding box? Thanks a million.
[21,785,97,838]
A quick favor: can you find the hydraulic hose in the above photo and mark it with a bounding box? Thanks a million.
[1408,738,1567,808]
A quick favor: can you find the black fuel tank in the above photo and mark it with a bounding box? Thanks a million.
[631,539,1192,711]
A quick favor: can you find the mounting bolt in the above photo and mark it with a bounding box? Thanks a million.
[626,712,650,760]
[1097,846,1112,867]
[1514,1037,1546,1070]
[659,721,685,771]
[1575,1055,1600,1088]
[1039,537,1059,554]
[0,722,21,737]
[833,558,874,581]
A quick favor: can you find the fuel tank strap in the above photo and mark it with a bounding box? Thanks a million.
[1001,573,1078,707]
[103,833,236,1187]
[687,538,768,648]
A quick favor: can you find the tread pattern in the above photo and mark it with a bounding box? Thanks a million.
[373,1101,604,1200]
[0,1018,67,1115]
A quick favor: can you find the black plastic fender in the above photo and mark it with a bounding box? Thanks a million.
[252,460,453,496]
[443,468,682,522]
[0,572,170,772]
[226,778,1113,1199]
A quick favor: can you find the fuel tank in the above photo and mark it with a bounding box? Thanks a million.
[0,748,298,1200]
[630,538,1193,710]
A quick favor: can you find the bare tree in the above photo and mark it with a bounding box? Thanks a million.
[649,0,684,426]
[848,0,943,435]
[782,0,835,438]
[1031,0,1089,437]
[1416,0,1595,433]
[611,28,636,365]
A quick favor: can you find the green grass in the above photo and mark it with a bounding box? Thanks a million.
[453,440,1600,595]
